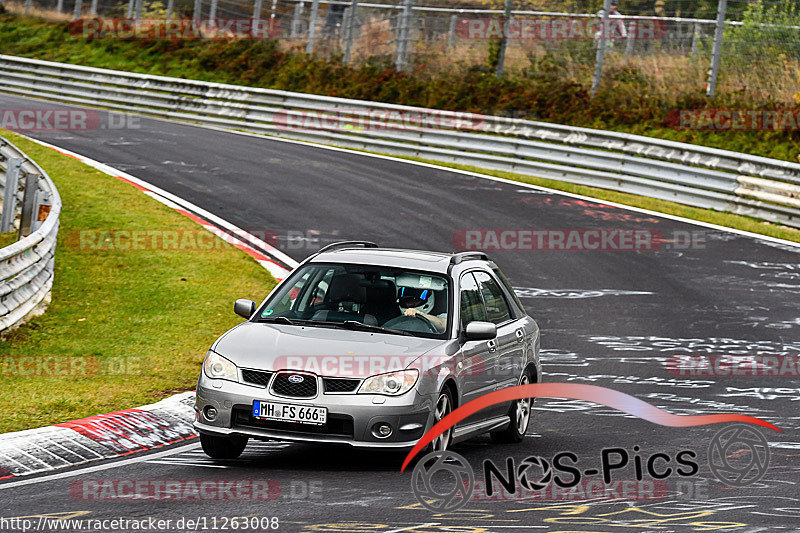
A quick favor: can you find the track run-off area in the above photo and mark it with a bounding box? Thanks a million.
[1,94,799,533]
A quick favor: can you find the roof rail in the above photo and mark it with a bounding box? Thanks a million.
[450,251,489,265]
[316,241,379,254]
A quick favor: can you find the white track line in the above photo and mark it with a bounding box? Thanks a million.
[0,443,200,490]
[26,136,299,273]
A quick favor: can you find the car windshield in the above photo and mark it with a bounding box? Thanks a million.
[256,263,451,338]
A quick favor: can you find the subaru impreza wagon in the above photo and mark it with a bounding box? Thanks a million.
[195,242,541,459]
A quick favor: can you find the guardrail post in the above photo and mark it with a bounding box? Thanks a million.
[194,0,202,25]
[134,0,143,21]
[31,191,52,234]
[343,0,359,64]
[291,2,304,37]
[73,0,83,19]
[447,13,457,50]
[253,0,263,31]
[706,0,727,98]
[690,22,700,54]
[395,0,414,72]
[306,0,319,53]
[0,159,22,233]
[18,173,39,239]
[590,0,612,98]
[625,20,635,55]
[495,0,513,78]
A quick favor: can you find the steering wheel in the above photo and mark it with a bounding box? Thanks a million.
[384,314,439,334]
[410,313,439,333]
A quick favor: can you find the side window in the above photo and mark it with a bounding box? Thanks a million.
[491,266,524,314]
[459,272,487,328]
[264,270,311,317]
[301,268,335,311]
[474,271,512,325]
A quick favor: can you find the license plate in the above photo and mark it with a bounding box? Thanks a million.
[252,400,327,425]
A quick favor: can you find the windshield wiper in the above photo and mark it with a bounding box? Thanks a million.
[340,320,413,336]
[261,316,298,325]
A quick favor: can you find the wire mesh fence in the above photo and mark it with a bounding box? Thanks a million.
[3,0,799,103]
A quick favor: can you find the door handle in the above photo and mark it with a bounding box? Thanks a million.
[515,329,525,343]
[487,339,497,353]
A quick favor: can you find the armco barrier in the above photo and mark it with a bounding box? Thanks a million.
[0,135,61,332]
[1,54,799,228]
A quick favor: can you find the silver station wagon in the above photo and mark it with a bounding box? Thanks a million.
[195,242,541,459]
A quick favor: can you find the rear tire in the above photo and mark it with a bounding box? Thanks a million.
[200,432,248,459]
[491,370,533,444]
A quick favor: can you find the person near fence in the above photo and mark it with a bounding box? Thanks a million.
[595,1,628,44]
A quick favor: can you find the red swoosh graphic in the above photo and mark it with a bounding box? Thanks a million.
[400,383,781,472]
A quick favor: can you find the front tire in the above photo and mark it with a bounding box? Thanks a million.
[426,388,454,453]
[491,370,533,443]
[200,432,248,459]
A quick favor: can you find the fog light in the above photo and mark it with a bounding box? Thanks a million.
[372,422,392,439]
[204,406,218,421]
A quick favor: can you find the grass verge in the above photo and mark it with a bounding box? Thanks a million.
[369,152,800,244]
[0,232,16,248]
[0,130,276,433]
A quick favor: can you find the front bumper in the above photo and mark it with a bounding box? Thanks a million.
[194,374,435,448]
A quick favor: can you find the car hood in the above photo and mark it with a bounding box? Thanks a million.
[212,322,448,378]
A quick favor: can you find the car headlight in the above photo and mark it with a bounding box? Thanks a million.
[203,351,238,382]
[358,369,419,396]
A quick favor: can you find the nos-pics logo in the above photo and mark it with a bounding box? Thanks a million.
[410,424,770,512]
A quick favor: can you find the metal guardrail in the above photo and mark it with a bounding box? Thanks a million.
[0,54,799,229]
[0,134,61,332]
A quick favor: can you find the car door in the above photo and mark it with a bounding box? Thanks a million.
[473,270,524,395]
[456,271,498,425]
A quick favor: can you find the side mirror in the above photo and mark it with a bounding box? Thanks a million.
[463,321,497,341]
[234,299,256,319]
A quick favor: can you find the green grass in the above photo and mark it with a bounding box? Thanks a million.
[0,130,276,433]
[366,152,800,244]
[0,232,16,248]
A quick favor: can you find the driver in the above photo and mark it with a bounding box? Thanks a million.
[399,287,446,331]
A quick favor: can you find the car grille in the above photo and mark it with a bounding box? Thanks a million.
[233,407,354,438]
[323,377,361,393]
[241,369,273,387]
[271,372,318,398]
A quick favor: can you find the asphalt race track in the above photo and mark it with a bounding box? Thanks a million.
[1,94,799,533]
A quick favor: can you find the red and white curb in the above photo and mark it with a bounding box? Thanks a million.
[0,392,196,479]
[32,138,299,280]
[0,140,303,480]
